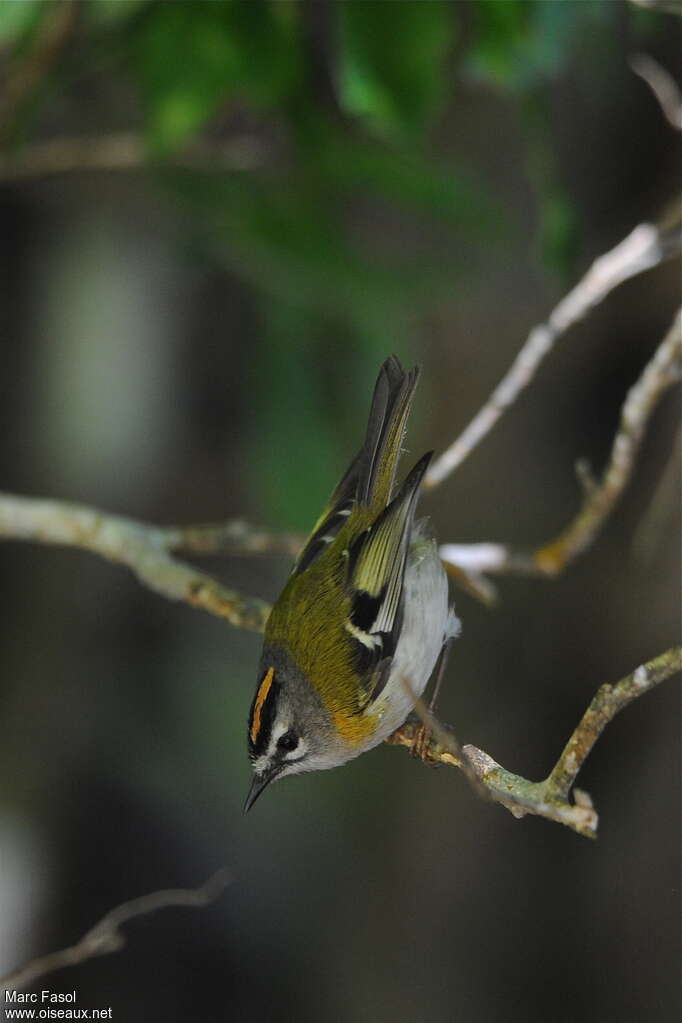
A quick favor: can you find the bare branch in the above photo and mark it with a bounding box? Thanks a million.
[0,495,274,632]
[0,869,231,992]
[630,54,682,131]
[440,307,682,579]
[629,0,682,17]
[425,215,681,489]
[0,132,269,184]
[388,647,681,838]
[533,308,681,573]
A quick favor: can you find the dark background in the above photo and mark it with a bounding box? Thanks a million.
[0,2,680,1021]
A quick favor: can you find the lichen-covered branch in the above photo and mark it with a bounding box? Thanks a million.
[440,307,682,581]
[545,648,680,799]
[166,519,303,558]
[0,869,230,992]
[388,647,681,838]
[0,494,274,632]
[425,213,681,489]
[0,487,678,848]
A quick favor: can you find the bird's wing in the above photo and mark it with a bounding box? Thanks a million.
[291,451,362,575]
[346,451,432,703]
[356,355,420,511]
[292,357,420,578]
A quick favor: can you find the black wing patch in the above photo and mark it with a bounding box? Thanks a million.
[350,588,385,633]
[248,667,280,760]
[344,453,432,705]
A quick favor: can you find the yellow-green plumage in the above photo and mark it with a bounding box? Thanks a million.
[245,356,457,812]
[265,511,377,739]
[265,357,422,735]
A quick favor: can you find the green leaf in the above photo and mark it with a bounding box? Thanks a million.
[0,0,44,47]
[339,0,454,136]
[132,0,302,153]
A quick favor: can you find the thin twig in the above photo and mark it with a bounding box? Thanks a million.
[628,0,682,17]
[0,132,269,184]
[439,307,682,579]
[0,495,275,632]
[630,54,682,131]
[388,647,681,838]
[425,215,681,489]
[533,308,682,573]
[0,869,231,991]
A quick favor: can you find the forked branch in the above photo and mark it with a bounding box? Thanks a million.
[440,307,682,583]
[425,210,681,489]
[0,497,281,632]
[0,869,230,992]
[387,647,681,838]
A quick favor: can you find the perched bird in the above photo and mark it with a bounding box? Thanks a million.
[245,356,459,811]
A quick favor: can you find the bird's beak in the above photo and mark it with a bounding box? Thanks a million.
[243,770,277,814]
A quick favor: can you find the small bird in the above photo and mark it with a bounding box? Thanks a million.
[245,356,459,812]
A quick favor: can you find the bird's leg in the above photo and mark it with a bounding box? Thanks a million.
[412,637,453,762]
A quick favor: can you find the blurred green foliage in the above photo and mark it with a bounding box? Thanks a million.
[338,0,453,136]
[0,0,659,526]
[465,0,607,91]
[0,0,42,46]
[133,1,303,152]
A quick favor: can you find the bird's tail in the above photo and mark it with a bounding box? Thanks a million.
[356,355,420,511]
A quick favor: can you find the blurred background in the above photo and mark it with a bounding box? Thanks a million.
[0,2,680,1021]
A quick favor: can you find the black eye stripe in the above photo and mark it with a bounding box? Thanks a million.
[277,731,298,753]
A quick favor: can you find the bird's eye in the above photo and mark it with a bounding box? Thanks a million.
[277,731,298,753]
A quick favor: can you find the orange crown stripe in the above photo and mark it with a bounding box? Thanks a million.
[250,667,275,744]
